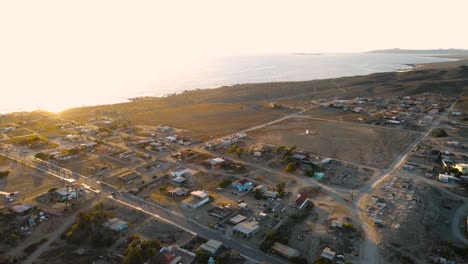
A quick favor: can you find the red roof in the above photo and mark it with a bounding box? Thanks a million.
[237,178,249,185]
[159,253,176,264]
[295,194,308,206]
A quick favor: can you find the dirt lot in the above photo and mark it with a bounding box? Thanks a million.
[303,108,369,122]
[62,103,295,141]
[0,157,60,207]
[248,117,419,168]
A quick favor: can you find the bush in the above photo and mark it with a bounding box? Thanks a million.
[0,170,10,178]
[218,178,232,188]
[123,237,161,264]
[285,163,296,172]
[48,187,58,193]
[431,128,448,137]
[34,152,49,161]
[290,256,308,264]
[343,222,355,233]
[254,189,263,200]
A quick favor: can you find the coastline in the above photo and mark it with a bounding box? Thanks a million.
[0,54,465,115]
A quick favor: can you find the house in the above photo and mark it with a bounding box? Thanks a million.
[157,246,196,264]
[205,157,225,169]
[208,205,234,219]
[236,132,247,138]
[172,176,186,185]
[168,187,189,196]
[11,204,34,214]
[253,184,267,193]
[103,218,128,232]
[232,220,260,238]
[182,191,209,209]
[321,247,336,261]
[438,173,458,183]
[294,194,310,210]
[264,190,279,199]
[199,239,222,254]
[314,172,325,180]
[229,214,247,225]
[165,135,178,142]
[171,167,190,178]
[331,220,343,228]
[452,111,462,116]
[178,139,191,146]
[269,102,279,108]
[55,188,78,201]
[292,153,307,161]
[231,178,253,192]
[119,151,136,159]
[353,107,364,113]
[272,242,300,258]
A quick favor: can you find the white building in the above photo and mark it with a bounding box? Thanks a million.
[199,239,222,254]
[182,191,209,209]
[171,167,190,178]
[232,220,260,238]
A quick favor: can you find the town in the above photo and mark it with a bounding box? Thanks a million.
[0,88,467,264]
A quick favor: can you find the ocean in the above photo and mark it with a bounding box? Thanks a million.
[0,53,454,114]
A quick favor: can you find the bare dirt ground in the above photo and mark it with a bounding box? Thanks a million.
[248,117,419,168]
[0,157,60,207]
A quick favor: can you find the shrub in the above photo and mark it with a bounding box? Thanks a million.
[218,178,232,188]
[254,189,263,200]
[431,128,448,137]
[285,163,296,172]
[0,170,10,178]
[34,152,49,161]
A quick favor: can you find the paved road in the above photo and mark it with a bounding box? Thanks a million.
[0,148,286,264]
[106,189,288,264]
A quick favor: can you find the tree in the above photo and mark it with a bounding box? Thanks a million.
[195,249,210,263]
[290,256,308,264]
[236,147,244,158]
[431,128,448,137]
[218,178,232,188]
[276,182,286,197]
[254,189,263,200]
[285,163,296,172]
[34,152,49,160]
[123,236,161,264]
[0,170,10,178]
[304,169,315,177]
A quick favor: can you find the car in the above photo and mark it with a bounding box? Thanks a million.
[237,200,245,204]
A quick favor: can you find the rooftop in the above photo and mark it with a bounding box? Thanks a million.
[229,214,247,224]
[272,242,300,258]
[233,220,260,234]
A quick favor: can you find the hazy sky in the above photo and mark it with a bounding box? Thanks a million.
[0,0,467,112]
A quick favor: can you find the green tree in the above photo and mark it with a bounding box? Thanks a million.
[254,189,263,200]
[285,163,296,172]
[34,152,49,160]
[123,236,161,264]
[195,249,210,263]
[276,182,286,197]
[290,256,308,264]
[218,178,232,188]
